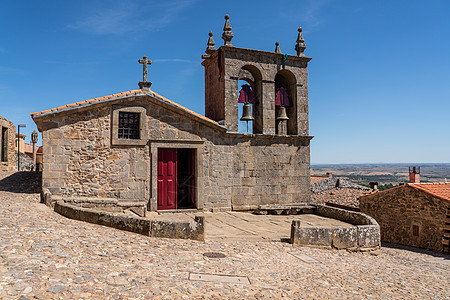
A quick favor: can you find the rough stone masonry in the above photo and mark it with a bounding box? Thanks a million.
[31,15,313,213]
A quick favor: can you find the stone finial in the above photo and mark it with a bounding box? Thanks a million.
[295,27,306,56]
[222,14,234,46]
[275,41,281,54]
[202,31,217,59]
[204,31,217,56]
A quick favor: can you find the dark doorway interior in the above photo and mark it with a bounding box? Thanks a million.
[177,148,196,209]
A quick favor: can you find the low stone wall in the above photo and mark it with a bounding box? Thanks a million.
[42,189,147,217]
[314,205,377,226]
[290,205,380,252]
[54,201,205,241]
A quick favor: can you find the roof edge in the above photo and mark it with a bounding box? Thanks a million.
[30,89,226,132]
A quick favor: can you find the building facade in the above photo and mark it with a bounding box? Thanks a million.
[0,116,16,172]
[360,183,450,251]
[31,16,313,213]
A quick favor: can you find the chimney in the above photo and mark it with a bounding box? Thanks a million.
[409,166,420,183]
[369,182,378,190]
[326,172,332,178]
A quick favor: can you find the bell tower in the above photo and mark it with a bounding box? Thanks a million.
[202,15,311,136]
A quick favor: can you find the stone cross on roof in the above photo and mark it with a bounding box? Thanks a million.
[138,56,152,82]
[138,55,152,91]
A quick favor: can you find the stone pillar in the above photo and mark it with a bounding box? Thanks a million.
[224,76,239,132]
[31,130,38,171]
[262,81,276,135]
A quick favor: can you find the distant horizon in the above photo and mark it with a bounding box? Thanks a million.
[311,162,450,166]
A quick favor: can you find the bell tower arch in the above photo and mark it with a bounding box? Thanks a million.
[202,16,311,136]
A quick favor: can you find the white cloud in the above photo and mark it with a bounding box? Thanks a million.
[67,0,196,35]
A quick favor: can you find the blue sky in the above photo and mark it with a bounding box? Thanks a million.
[1,0,449,164]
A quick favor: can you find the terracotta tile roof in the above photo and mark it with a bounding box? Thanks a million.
[30,89,142,117]
[30,89,222,129]
[359,182,450,202]
[408,182,450,202]
[310,175,327,184]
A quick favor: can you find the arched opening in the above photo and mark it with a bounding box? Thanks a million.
[237,65,263,134]
[275,70,297,135]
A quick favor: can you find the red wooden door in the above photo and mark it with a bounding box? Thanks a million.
[158,149,177,210]
[188,149,196,206]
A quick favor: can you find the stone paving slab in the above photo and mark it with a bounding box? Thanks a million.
[189,273,251,284]
[154,211,354,242]
[0,187,449,299]
[289,252,321,264]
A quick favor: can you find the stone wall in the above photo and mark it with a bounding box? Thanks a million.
[17,151,34,171]
[230,136,310,210]
[36,94,311,211]
[0,116,16,172]
[40,101,150,201]
[290,205,380,252]
[359,186,449,251]
[54,201,205,241]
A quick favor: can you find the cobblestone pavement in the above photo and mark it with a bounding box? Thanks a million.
[0,186,449,298]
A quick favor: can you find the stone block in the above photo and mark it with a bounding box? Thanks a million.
[150,216,205,241]
[292,225,333,247]
[357,225,381,249]
[54,155,70,164]
[135,161,148,178]
[130,206,146,217]
[119,190,134,200]
[54,202,151,236]
[332,227,357,249]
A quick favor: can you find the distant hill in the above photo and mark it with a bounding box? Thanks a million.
[311,163,450,187]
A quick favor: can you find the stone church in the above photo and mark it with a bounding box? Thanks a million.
[31,16,313,213]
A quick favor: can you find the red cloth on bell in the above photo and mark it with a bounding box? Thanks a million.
[238,84,256,104]
[275,87,290,107]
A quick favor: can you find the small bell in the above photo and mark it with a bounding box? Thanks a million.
[240,103,254,122]
[276,106,289,120]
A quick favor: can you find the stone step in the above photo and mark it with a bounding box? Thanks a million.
[55,196,118,205]
[117,202,147,208]
[158,208,201,214]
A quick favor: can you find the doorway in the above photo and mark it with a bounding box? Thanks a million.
[157,148,196,210]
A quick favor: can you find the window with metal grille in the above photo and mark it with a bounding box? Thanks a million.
[118,112,140,139]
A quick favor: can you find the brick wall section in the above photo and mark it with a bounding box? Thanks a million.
[36,95,311,211]
[0,116,16,172]
[359,186,449,251]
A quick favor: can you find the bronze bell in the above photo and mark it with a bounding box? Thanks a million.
[276,106,289,120]
[240,103,254,121]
